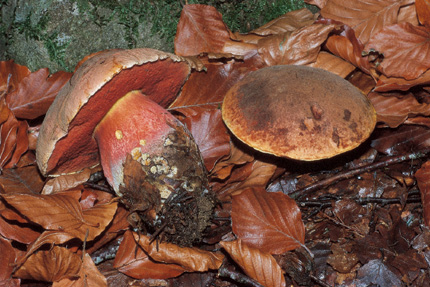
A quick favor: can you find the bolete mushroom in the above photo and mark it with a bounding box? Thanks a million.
[36,48,214,245]
[222,65,376,160]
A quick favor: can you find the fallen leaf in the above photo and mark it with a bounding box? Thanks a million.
[54,253,107,287]
[220,240,286,287]
[0,237,17,281]
[114,231,185,279]
[6,69,72,119]
[375,71,430,91]
[0,214,41,244]
[173,106,230,171]
[415,160,430,227]
[231,187,305,254]
[320,0,404,45]
[308,51,356,78]
[133,232,224,272]
[175,4,234,56]
[366,22,430,80]
[257,23,337,66]
[14,246,81,283]
[41,168,92,195]
[0,60,31,95]
[0,165,44,194]
[416,0,430,26]
[356,259,402,287]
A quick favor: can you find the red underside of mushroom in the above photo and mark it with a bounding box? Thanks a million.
[93,90,179,193]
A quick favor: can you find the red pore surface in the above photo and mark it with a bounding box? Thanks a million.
[93,90,179,192]
[44,58,189,175]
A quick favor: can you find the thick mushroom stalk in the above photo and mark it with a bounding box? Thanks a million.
[93,90,214,246]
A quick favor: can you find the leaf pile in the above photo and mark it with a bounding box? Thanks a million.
[2,1,430,286]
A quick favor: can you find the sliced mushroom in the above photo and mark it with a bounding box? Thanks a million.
[222,65,377,160]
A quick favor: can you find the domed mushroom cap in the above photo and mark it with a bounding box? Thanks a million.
[36,48,193,176]
[222,65,377,161]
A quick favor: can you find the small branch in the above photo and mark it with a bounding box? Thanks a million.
[290,150,429,200]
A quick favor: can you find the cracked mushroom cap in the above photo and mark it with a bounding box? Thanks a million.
[36,48,193,176]
[222,65,377,161]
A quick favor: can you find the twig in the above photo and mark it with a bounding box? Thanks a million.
[218,261,265,287]
[290,150,429,200]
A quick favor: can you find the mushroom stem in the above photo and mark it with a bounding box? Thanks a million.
[93,90,214,246]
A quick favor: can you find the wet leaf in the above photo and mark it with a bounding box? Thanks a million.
[0,165,44,194]
[133,232,224,272]
[6,69,71,119]
[250,8,316,35]
[257,23,337,66]
[415,160,430,227]
[231,187,305,254]
[320,0,404,45]
[14,246,81,282]
[220,240,286,287]
[54,253,107,287]
[368,91,430,128]
[174,106,230,171]
[366,22,430,80]
[114,231,185,279]
[175,4,234,56]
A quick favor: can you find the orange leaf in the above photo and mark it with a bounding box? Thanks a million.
[54,253,107,287]
[6,69,72,119]
[257,23,337,66]
[133,232,224,272]
[416,0,430,26]
[175,4,234,56]
[14,246,81,282]
[220,240,286,287]
[320,0,404,45]
[415,160,430,227]
[114,231,185,279]
[366,22,430,80]
[174,106,230,171]
[231,187,305,254]
[0,60,31,95]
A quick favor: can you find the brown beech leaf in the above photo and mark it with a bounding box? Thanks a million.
[173,106,230,171]
[366,22,430,80]
[0,165,44,194]
[6,69,71,119]
[0,237,17,281]
[0,214,41,244]
[320,0,404,45]
[308,51,356,78]
[133,232,224,272]
[231,187,305,254]
[0,99,28,170]
[175,4,234,56]
[220,240,286,287]
[416,0,430,26]
[414,160,430,226]
[54,253,107,287]
[250,8,316,35]
[114,230,185,279]
[368,92,430,127]
[304,0,328,9]
[375,71,430,92]
[1,191,117,241]
[41,168,92,195]
[257,23,337,66]
[14,246,81,282]
[371,125,430,155]
[0,60,31,95]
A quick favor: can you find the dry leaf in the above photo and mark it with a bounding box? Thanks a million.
[320,0,405,45]
[366,22,430,80]
[308,51,356,78]
[0,165,44,194]
[0,237,17,281]
[133,232,224,272]
[416,0,430,26]
[114,231,185,279]
[41,168,92,195]
[14,246,81,282]
[257,23,337,66]
[53,253,107,287]
[414,160,430,227]
[231,187,305,254]
[0,214,41,244]
[220,240,286,287]
[375,71,430,91]
[175,4,234,56]
[6,69,71,119]
[0,60,31,96]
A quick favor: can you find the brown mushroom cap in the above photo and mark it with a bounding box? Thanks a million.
[36,48,192,176]
[222,65,377,161]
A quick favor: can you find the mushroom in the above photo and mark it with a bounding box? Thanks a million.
[36,48,214,245]
[222,65,377,160]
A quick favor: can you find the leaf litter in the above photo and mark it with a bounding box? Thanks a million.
[1,1,430,286]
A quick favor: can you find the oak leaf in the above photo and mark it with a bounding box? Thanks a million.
[231,187,305,254]
[220,240,286,287]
